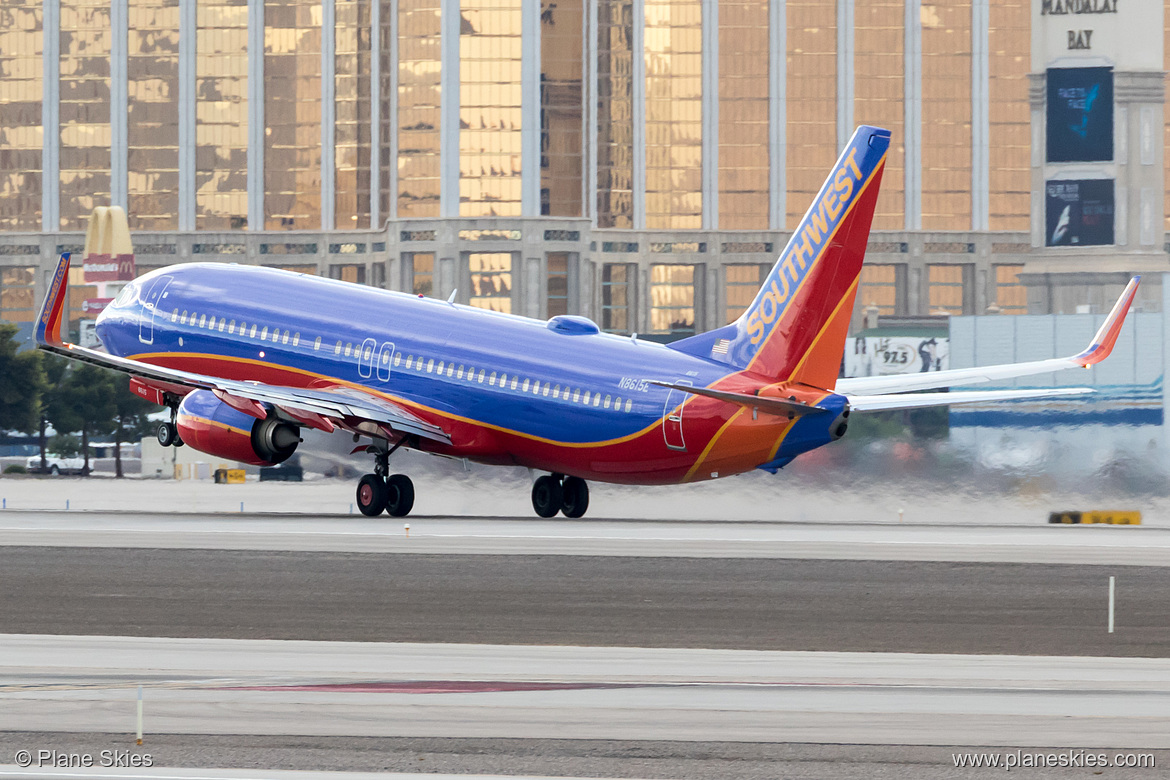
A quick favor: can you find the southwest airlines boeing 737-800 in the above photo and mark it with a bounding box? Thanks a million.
[34,126,1139,518]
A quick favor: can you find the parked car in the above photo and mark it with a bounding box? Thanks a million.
[25,454,87,476]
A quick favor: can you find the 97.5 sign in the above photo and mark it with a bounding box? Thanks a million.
[844,337,949,378]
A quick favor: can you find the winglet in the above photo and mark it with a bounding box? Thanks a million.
[1073,276,1140,367]
[35,252,71,349]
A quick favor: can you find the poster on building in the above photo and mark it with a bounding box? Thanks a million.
[1045,179,1114,247]
[1046,67,1113,163]
[844,337,949,378]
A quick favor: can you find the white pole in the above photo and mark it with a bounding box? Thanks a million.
[136,685,143,745]
[1108,576,1115,634]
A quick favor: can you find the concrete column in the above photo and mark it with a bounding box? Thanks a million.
[768,0,786,230]
[521,0,541,216]
[41,0,60,231]
[971,0,989,231]
[701,0,718,229]
[110,0,128,210]
[321,0,336,231]
[836,0,853,152]
[247,0,265,229]
[585,0,598,223]
[903,0,921,230]
[632,0,646,230]
[439,0,460,217]
[178,0,196,231]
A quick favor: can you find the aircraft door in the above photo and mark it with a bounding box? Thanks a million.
[376,341,396,382]
[662,380,692,451]
[357,337,377,379]
[138,275,173,345]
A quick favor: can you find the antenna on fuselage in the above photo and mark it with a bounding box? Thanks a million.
[447,289,458,304]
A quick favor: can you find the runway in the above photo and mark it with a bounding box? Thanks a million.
[0,509,1166,565]
[0,547,1165,655]
[3,635,1169,749]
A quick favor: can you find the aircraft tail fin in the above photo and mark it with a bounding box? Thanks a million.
[669,126,889,389]
[35,252,71,349]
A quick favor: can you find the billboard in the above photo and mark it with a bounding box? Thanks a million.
[1045,179,1114,247]
[1046,67,1112,163]
[844,337,949,378]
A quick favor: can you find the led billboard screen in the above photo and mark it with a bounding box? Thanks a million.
[1045,179,1114,247]
[1046,67,1113,163]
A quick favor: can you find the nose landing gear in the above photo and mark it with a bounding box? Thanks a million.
[531,473,590,518]
[356,439,415,517]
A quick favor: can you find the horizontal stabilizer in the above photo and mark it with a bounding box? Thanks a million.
[649,381,830,419]
[846,387,1092,412]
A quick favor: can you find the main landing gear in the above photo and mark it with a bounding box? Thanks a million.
[531,473,589,518]
[356,443,414,517]
[157,403,184,448]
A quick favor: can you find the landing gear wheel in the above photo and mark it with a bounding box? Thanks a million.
[385,474,415,517]
[561,476,589,518]
[532,475,564,518]
[356,474,388,516]
[157,421,178,447]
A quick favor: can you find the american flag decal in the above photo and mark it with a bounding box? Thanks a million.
[711,339,731,356]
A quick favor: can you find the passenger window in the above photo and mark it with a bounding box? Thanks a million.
[583,391,591,405]
[180,311,188,324]
[292,332,300,347]
[499,373,507,387]
[393,353,401,367]
[615,396,622,410]
[218,319,226,332]
[489,371,497,386]
[171,309,178,322]
[604,395,612,409]
[282,331,290,345]
[542,383,550,397]
[199,314,207,328]
[260,326,268,340]
[624,399,633,412]
[426,358,435,373]
[381,351,390,365]
[436,361,445,374]
[250,325,258,338]
[314,336,321,350]
[456,365,464,380]
[207,316,216,330]
[345,343,353,357]
[362,345,372,360]
[593,394,601,407]
[572,389,580,403]
[477,369,485,383]
[510,376,519,390]
[405,355,413,369]
[334,341,342,354]
[522,378,530,392]
[446,363,455,377]
[552,385,561,399]
[228,320,236,334]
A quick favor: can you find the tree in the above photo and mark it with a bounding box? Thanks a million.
[38,354,70,471]
[110,378,157,478]
[0,323,45,436]
[45,363,115,475]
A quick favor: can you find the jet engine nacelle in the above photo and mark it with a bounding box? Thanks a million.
[175,390,300,466]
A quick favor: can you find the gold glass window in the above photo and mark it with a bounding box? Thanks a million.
[859,264,903,316]
[786,0,836,229]
[989,0,1029,231]
[128,0,180,231]
[264,0,322,229]
[335,0,371,229]
[927,264,970,315]
[854,0,904,229]
[469,252,513,313]
[601,263,633,333]
[65,266,99,333]
[460,0,523,217]
[993,264,1026,314]
[644,0,702,230]
[597,0,634,228]
[547,252,569,317]
[650,263,698,335]
[196,0,248,230]
[409,252,435,296]
[724,264,768,323]
[329,263,366,284]
[1,267,37,323]
[59,0,112,231]
[718,1,768,230]
[0,0,43,231]
[540,0,584,217]
[396,0,441,218]
[921,1,971,230]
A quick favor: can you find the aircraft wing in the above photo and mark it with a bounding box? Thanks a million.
[837,276,1140,397]
[34,253,450,445]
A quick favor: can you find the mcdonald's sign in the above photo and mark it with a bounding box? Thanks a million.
[83,206,136,283]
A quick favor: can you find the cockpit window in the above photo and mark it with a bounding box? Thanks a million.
[113,283,137,307]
